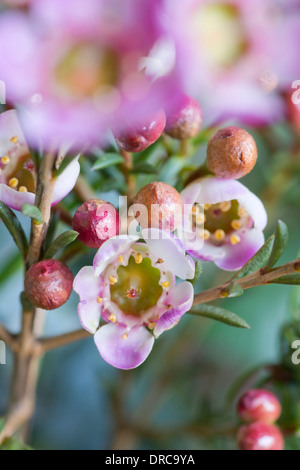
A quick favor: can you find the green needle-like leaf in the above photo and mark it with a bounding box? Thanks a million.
[22,203,43,225]
[44,230,79,259]
[189,261,203,286]
[92,153,124,170]
[0,201,28,257]
[188,304,250,329]
[264,220,289,272]
[269,274,300,286]
[131,163,158,175]
[232,235,275,280]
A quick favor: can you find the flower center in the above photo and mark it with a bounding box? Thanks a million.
[110,255,163,317]
[191,3,248,69]
[193,200,252,246]
[54,43,119,99]
[0,143,36,193]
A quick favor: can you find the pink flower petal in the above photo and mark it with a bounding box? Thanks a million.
[93,235,138,277]
[142,229,195,280]
[94,324,154,370]
[51,156,80,206]
[216,229,265,272]
[0,184,35,211]
[73,266,103,333]
[154,281,194,337]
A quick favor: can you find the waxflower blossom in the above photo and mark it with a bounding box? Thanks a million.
[73,231,195,369]
[180,177,267,271]
[0,0,180,149]
[0,110,80,211]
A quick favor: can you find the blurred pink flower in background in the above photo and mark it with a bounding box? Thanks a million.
[0,0,180,150]
[160,0,300,126]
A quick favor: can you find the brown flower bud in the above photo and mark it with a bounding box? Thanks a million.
[72,199,119,249]
[25,260,74,310]
[206,126,257,179]
[165,95,203,140]
[133,182,183,231]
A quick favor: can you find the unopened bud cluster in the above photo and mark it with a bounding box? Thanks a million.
[236,389,284,451]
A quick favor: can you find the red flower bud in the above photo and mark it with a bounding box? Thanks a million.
[25,260,73,311]
[237,422,284,451]
[165,95,203,140]
[207,126,257,179]
[133,182,183,231]
[237,389,282,424]
[72,199,119,249]
[113,110,166,153]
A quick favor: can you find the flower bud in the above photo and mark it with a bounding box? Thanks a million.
[165,95,203,140]
[207,126,257,179]
[133,182,183,231]
[25,260,73,310]
[237,422,284,451]
[72,199,119,249]
[113,110,166,153]
[237,389,282,424]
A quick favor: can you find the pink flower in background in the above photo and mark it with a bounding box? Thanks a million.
[73,231,195,369]
[0,110,80,211]
[161,0,299,126]
[180,177,267,271]
[0,0,180,150]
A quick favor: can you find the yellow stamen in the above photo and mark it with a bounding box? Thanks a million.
[117,255,124,264]
[148,322,156,330]
[204,204,211,210]
[238,207,248,218]
[135,253,143,264]
[192,206,199,214]
[1,156,10,165]
[108,313,117,323]
[157,258,164,264]
[109,276,118,285]
[220,201,231,212]
[230,234,241,245]
[161,281,170,288]
[231,220,241,230]
[196,213,206,224]
[9,177,19,189]
[96,297,103,304]
[199,229,211,240]
[214,229,225,241]
[10,136,18,144]
[18,186,28,193]
[122,332,128,340]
